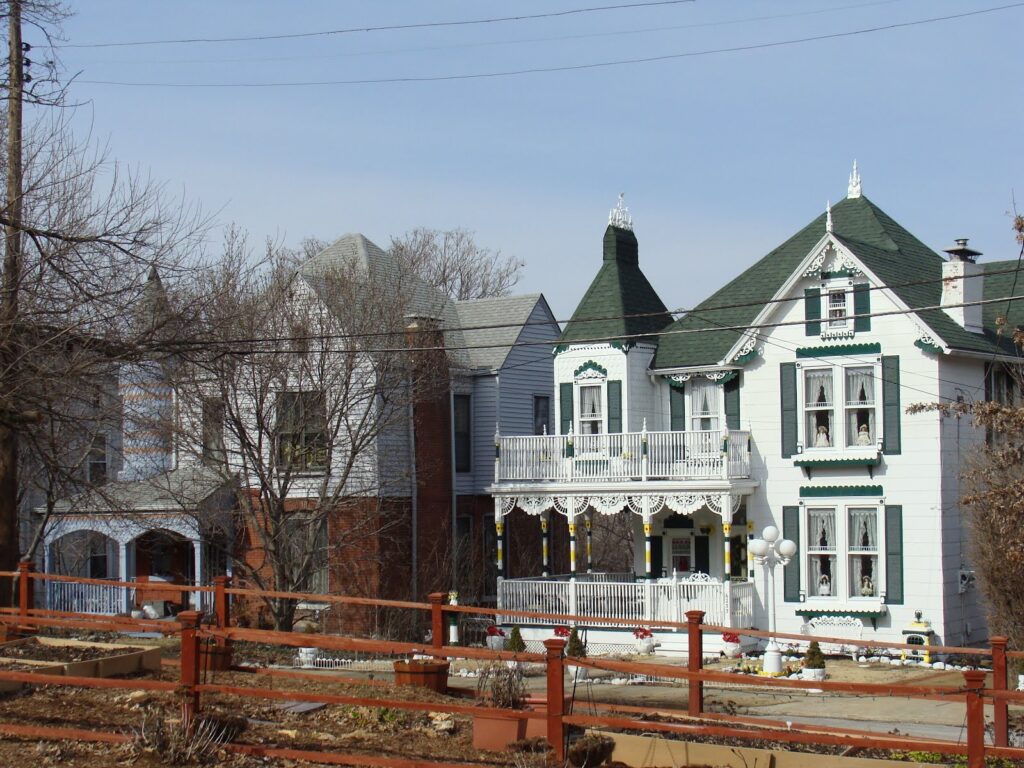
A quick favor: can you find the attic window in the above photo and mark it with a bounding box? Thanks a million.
[827,290,848,328]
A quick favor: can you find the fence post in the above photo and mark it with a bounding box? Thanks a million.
[212,576,232,670]
[178,610,203,733]
[428,593,445,651]
[686,610,705,717]
[544,638,567,764]
[17,561,32,620]
[991,636,1008,747]
[963,669,986,768]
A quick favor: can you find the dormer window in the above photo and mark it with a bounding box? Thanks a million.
[578,385,603,435]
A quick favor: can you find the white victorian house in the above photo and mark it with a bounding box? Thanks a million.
[492,173,1021,653]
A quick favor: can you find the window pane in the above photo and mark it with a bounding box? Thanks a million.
[850,554,878,597]
[810,554,838,596]
[846,408,875,447]
[579,386,602,419]
[533,396,550,436]
[690,380,720,432]
[805,370,834,407]
[828,290,847,327]
[807,508,836,551]
[848,508,877,551]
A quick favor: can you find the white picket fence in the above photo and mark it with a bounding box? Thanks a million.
[498,575,755,629]
[46,580,135,615]
[496,430,751,482]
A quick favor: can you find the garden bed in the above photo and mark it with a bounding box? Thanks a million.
[0,637,160,678]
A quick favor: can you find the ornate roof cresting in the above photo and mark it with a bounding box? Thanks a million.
[608,192,633,231]
[826,200,833,234]
[847,160,862,199]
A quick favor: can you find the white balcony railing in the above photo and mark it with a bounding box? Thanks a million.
[495,429,750,483]
[498,573,753,629]
[46,580,135,615]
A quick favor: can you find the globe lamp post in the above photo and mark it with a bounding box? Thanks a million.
[749,525,798,675]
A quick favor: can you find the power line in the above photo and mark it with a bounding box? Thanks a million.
[61,1,697,49]
[76,4,1024,87]
[68,0,907,66]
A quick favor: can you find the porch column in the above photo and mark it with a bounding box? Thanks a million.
[585,511,593,574]
[494,500,505,582]
[643,496,653,580]
[720,494,734,578]
[118,541,129,613]
[568,517,577,579]
[540,512,550,578]
[191,540,203,610]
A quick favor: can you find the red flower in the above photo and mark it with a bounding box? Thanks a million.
[722,632,741,644]
[486,625,505,637]
[553,626,570,638]
[632,627,653,640]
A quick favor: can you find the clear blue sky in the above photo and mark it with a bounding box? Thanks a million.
[49,0,1024,321]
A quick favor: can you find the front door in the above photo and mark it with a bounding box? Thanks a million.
[694,535,710,574]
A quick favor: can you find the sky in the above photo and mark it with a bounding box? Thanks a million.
[41,0,1024,321]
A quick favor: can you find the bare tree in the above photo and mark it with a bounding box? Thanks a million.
[169,231,448,631]
[389,227,523,301]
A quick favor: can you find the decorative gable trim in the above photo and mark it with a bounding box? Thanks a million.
[796,343,881,358]
[555,341,633,357]
[914,326,945,355]
[728,333,761,367]
[574,360,608,379]
[803,239,862,279]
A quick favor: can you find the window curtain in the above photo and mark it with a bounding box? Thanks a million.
[807,508,837,551]
[809,554,837,596]
[580,386,602,418]
[850,554,878,597]
[805,370,834,407]
[848,508,877,551]
[845,368,874,405]
[691,380,720,432]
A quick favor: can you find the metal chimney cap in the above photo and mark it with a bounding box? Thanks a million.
[943,237,981,262]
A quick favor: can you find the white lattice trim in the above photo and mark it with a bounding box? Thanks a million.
[553,496,589,518]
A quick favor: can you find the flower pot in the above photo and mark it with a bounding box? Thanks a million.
[472,711,527,751]
[635,639,655,655]
[801,667,826,682]
[722,642,742,659]
[486,635,506,652]
[393,660,450,693]
[567,662,588,682]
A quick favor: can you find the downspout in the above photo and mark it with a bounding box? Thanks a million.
[449,388,457,590]
[408,401,418,600]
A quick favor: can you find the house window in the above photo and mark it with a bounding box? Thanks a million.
[844,368,875,447]
[827,289,848,328]
[670,537,691,573]
[87,435,107,485]
[804,369,835,448]
[578,385,603,435]
[284,515,328,594]
[201,397,226,465]
[453,394,471,473]
[689,380,720,432]
[533,395,550,436]
[276,391,327,471]
[848,508,878,598]
[807,507,838,596]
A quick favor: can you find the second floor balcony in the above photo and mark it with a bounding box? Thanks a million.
[494,429,751,484]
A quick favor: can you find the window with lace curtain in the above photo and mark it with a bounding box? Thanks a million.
[807,507,837,597]
[845,368,875,447]
[848,508,878,597]
[804,369,834,448]
[798,360,881,451]
[802,504,883,601]
[578,385,603,435]
[689,379,720,432]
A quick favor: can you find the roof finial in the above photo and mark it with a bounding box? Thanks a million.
[847,160,862,199]
[825,200,833,234]
[608,192,633,231]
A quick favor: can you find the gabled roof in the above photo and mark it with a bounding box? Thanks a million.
[652,195,1024,370]
[560,225,672,345]
[454,294,552,371]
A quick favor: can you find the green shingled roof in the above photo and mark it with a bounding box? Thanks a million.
[651,195,1024,370]
[560,225,672,344]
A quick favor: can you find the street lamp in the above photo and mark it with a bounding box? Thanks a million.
[749,525,797,675]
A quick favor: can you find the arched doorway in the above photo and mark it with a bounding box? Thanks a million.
[132,529,194,614]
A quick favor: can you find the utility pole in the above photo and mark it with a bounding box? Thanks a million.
[0,0,25,584]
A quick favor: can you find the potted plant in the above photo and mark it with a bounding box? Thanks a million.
[507,626,527,654]
[566,627,587,680]
[633,627,655,655]
[721,632,742,659]
[485,625,506,651]
[472,660,527,751]
[802,640,826,681]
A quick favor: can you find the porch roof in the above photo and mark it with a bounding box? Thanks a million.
[41,465,233,516]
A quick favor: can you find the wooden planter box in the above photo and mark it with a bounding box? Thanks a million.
[199,639,232,672]
[593,729,952,768]
[392,659,450,693]
[0,637,161,681]
[472,710,527,751]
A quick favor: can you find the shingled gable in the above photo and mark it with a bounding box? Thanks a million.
[651,194,1024,370]
[559,224,672,345]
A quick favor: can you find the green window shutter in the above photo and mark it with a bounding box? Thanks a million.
[669,384,685,431]
[853,283,871,332]
[804,288,821,336]
[783,506,800,602]
[607,380,622,433]
[724,374,741,431]
[559,383,574,435]
[881,356,901,455]
[780,363,798,458]
[884,505,903,605]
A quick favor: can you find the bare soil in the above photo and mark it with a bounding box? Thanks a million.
[0,638,143,664]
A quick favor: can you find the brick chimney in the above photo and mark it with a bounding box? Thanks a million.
[940,238,983,334]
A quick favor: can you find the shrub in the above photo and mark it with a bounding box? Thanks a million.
[803,641,826,669]
[567,733,615,767]
[566,627,586,659]
[477,661,526,709]
[507,626,527,653]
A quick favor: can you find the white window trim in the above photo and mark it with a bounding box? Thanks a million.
[686,379,724,435]
[573,374,607,437]
[819,277,855,340]
[798,500,886,609]
[795,356,882,454]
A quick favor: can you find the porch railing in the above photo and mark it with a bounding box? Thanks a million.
[496,429,751,483]
[498,575,751,628]
[46,579,135,615]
